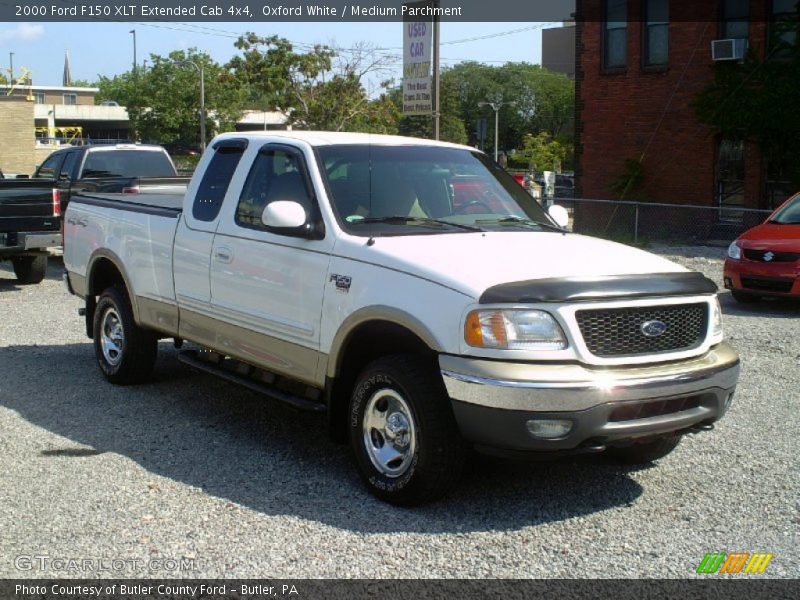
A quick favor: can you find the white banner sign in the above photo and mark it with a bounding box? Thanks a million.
[402,3,433,116]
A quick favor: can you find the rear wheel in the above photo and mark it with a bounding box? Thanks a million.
[731,290,759,303]
[606,435,681,465]
[349,354,467,505]
[11,255,47,284]
[93,285,158,385]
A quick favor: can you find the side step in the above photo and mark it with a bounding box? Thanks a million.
[178,350,326,413]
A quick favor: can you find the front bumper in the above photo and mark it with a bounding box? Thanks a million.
[723,258,800,297]
[440,342,740,453]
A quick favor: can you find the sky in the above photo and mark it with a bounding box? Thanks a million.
[0,21,559,92]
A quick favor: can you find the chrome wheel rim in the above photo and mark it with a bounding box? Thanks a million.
[362,388,417,478]
[100,307,124,366]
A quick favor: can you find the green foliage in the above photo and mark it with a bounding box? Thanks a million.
[609,158,646,199]
[97,49,247,147]
[693,17,800,188]
[519,131,571,173]
[393,75,467,144]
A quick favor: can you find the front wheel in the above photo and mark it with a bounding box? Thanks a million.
[93,286,158,385]
[349,355,467,505]
[12,255,47,284]
[605,435,681,465]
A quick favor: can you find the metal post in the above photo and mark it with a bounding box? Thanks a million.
[432,1,440,140]
[634,204,640,245]
[199,65,206,152]
[8,52,13,86]
[493,108,499,162]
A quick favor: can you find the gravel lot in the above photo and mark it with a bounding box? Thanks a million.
[0,248,797,579]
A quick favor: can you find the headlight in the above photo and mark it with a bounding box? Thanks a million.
[727,241,741,260]
[711,297,724,341]
[465,309,567,350]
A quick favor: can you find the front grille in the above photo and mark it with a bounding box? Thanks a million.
[608,395,703,422]
[576,303,708,357]
[743,249,800,263]
[741,276,794,293]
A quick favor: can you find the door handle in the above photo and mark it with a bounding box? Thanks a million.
[213,247,233,264]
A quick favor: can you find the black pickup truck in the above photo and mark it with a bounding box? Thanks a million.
[0,144,188,284]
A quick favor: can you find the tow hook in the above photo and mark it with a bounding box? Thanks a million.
[687,423,715,434]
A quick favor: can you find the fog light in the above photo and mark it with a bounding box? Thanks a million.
[526,419,573,439]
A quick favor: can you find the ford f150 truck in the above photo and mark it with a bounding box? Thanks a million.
[0,144,187,284]
[63,132,740,505]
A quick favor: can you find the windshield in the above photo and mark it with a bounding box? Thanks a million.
[769,193,800,224]
[317,144,555,236]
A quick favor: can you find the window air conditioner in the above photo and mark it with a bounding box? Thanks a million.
[711,39,747,61]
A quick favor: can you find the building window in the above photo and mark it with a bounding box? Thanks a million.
[33,91,46,104]
[643,0,669,67]
[63,93,77,105]
[603,0,628,69]
[721,0,749,39]
[770,0,798,56]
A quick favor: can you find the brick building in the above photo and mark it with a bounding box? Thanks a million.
[575,0,797,213]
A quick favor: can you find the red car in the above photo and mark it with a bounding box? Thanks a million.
[723,192,800,302]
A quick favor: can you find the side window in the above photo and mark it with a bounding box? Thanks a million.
[60,152,79,179]
[192,142,246,222]
[603,0,628,69]
[36,153,65,179]
[236,148,314,231]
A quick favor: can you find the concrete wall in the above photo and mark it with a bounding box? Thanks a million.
[0,97,37,175]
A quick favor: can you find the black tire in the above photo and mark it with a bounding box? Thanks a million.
[11,255,47,284]
[349,354,467,505]
[606,435,682,465]
[93,285,158,385]
[731,290,759,303]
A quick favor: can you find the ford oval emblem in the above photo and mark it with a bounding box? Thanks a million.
[641,320,668,337]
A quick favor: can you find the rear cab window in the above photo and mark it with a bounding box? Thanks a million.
[81,149,177,179]
[192,139,247,222]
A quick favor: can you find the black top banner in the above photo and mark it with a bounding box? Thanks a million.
[1,1,735,23]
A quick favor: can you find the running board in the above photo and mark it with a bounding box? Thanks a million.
[178,350,326,413]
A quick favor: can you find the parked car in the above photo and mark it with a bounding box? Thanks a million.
[724,192,800,302]
[63,132,739,505]
[0,144,188,284]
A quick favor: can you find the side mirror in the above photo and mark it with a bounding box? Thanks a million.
[261,200,307,230]
[548,204,570,229]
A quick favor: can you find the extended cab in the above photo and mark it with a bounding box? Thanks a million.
[63,133,740,504]
[0,144,186,284]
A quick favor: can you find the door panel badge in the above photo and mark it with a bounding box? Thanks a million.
[329,274,352,293]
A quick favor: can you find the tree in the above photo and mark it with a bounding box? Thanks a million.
[519,132,570,174]
[693,17,800,189]
[228,34,396,131]
[97,49,247,147]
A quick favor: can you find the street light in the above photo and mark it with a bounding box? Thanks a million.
[478,99,516,162]
[174,60,206,153]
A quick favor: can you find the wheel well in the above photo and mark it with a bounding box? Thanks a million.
[85,257,127,338]
[327,320,436,443]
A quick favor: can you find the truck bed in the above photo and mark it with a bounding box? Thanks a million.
[71,191,184,216]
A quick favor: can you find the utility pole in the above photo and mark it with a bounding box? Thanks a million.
[129,30,137,75]
[8,52,13,86]
[432,0,440,140]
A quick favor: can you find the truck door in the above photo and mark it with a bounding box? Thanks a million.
[209,143,333,386]
[174,139,248,342]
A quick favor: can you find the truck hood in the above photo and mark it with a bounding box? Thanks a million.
[338,231,688,299]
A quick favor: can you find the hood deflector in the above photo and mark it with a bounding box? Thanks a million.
[479,272,718,304]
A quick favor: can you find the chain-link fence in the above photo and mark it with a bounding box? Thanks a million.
[554,198,772,245]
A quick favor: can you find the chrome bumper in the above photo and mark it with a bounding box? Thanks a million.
[440,343,740,452]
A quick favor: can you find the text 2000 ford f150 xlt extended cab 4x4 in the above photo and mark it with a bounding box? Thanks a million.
[63,132,740,505]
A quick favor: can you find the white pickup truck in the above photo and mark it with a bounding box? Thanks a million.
[64,132,740,504]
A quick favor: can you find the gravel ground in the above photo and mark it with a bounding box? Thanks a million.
[0,250,797,579]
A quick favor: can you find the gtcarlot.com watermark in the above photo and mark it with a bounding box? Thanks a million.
[15,554,200,573]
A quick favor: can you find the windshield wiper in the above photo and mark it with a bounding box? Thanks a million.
[351,216,483,232]
[475,215,564,232]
